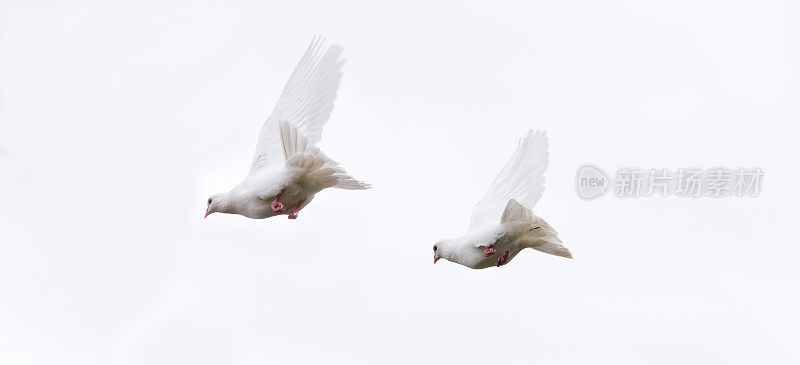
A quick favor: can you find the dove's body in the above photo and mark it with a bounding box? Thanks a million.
[433,130,572,269]
[437,224,522,269]
[435,203,570,269]
[225,170,314,219]
[205,37,369,220]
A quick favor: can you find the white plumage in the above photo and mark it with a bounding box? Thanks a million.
[433,130,571,269]
[205,36,369,220]
[469,130,548,230]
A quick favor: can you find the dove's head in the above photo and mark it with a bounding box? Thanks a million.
[205,193,231,218]
[432,239,455,264]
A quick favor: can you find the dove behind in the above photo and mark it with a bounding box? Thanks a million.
[501,199,572,259]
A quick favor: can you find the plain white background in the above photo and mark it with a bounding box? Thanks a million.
[1,0,798,363]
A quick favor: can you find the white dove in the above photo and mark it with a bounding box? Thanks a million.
[433,130,572,269]
[205,37,370,220]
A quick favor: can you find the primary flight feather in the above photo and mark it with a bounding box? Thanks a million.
[205,36,370,220]
[433,130,571,269]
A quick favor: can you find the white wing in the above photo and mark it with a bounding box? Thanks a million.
[468,130,549,230]
[249,36,344,174]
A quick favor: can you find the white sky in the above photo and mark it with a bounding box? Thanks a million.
[1,0,798,364]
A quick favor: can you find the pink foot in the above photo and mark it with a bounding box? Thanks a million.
[496,250,510,267]
[287,198,306,220]
[484,245,496,257]
[271,189,285,212]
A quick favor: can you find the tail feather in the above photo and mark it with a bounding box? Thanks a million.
[527,216,572,259]
[333,177,371,190]
[280,122,371,191]
[531,238,573,259]
[502,199,572,259]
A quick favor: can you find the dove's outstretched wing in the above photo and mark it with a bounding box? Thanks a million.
[468,130,549,230]
[249,36,344,174]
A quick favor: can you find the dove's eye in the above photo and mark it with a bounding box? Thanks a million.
[208,198,212,204]
[433,245,438,252]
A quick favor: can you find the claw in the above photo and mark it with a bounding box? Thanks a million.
[484,245,496,257]
[496,250,510,266]
[271,189,285,212]
[287,197,306,220]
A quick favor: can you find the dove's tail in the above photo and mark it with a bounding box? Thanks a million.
[501,200,573,259]
[331,176,372,190]
[280,122,371,191]
[525,217,572,259]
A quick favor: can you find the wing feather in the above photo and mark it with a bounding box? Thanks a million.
[468,130,549,230]
[249,36,344,173]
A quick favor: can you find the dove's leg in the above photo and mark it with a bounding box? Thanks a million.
[271,190,285,212]
[483,245,496,257]
[287,198,306,220]
[496,250,510,266]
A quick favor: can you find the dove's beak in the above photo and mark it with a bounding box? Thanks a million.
[433,257,439,264]
[204,208,209,218]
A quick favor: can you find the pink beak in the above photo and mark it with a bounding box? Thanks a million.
[204,208,209,218]
[434,257,439,264]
